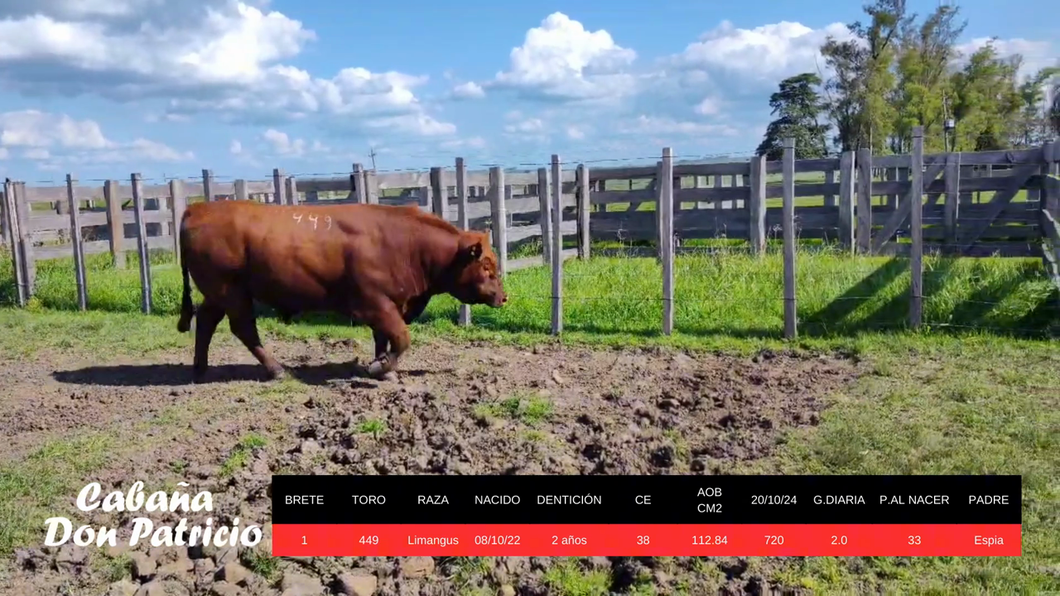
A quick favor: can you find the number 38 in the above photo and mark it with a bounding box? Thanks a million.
[636,535,649,545]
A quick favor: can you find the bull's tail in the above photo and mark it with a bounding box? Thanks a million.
[176,211,196,333]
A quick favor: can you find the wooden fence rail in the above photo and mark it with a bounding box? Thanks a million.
[1,136,1057,333]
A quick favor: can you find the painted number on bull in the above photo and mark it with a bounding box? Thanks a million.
[292,212,332,230]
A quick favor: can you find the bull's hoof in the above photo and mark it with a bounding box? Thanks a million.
[192,372,208,385]
[366,359,389,379]
[266,367,288,381]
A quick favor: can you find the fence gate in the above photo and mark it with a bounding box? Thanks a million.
[871,157,945,254]
[955,165,1041,255]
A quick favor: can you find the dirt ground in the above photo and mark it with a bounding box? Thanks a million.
[0,335,861,596]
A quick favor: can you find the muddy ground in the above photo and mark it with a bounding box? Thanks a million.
[0,336,861,596]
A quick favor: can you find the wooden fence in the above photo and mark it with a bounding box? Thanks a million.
[2,131,1058,335]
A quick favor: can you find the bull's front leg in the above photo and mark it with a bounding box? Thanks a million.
[372,329,388,360]
[362,304,411,380]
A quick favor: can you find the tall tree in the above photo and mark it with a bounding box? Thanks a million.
[1051,75,1060,136]
[890,3,966,153]
[949,41,1022,151]
[755,73,830,160]
[819,0,909,153]
[1012,65,1060,147]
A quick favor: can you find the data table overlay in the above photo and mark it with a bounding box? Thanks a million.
[271,474,1021,556]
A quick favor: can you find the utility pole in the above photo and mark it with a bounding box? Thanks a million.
[368,146,378,171]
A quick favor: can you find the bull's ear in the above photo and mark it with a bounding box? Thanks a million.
[458,235,484,262]
[465,240,483,260]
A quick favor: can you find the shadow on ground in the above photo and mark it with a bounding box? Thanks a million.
[51,361,433,387]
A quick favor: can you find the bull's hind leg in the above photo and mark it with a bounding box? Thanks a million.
[228,307,286,381]
[192,302,226,383]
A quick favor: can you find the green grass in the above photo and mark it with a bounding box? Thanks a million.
[218,433,268,478]
[0,434,114,557]
[3,241,1056,346]
[474,392,554,426]
[0,242,1057,593]
[356,419,388,438]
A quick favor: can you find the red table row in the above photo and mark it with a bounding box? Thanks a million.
[272,524,1020,557]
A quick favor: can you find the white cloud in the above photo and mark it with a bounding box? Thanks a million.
[0,110,109,149]
[262,128,306,156]
[0,109,191,164]
[490,12,638,101]
[566,126,586,140]
[0,0,453,138]
[670,20,853,83]
[229,139,243,155]
[0,147,8,160]
[450,81,485,99]
[504,118,545,134]
[693,96,724,116]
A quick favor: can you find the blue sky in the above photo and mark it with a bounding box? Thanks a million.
[0,0,1054,186]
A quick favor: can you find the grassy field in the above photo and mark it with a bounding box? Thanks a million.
[0,243,1058,594]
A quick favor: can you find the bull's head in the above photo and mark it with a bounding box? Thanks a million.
[450,231,507,307]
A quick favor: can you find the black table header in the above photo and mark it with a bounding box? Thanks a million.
[271,474,1021,525]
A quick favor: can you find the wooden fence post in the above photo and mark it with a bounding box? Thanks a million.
[661,147,675,336]
[537,167,552,265]
[885,168,897,208]
[0,182,7,247]
[201,169,215,202]
[2,179,26,306]
[454,157,471,327]
[576,163,591,259]
[130,173,152,314]
[488,166,507,277]
[104,180,126,269]
[654,160,664,261]
[352,163,367,204]
[286,176,299,206]
[234,179,249,201]
[1046,141,1059,215]
[363,167,379,204]
[944,152,961,245]
[782,138,797,339]
[856,148,873,254]
[66,174,87,311]
[272,169,287,205]
[749,155,767,255]
[909,126,924,329]
[550,154,563,335]
[430,167,446,221]
[13,182,34,298]
[824,169,836,207]
[838,151,856,252]
[169,179,186,262]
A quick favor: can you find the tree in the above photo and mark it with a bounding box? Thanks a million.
[1012,65,1060,147]
[1051,75,1060,136]
[890,3,966,153]
[949,41,1022,151]
[755,73,830,160]
[819,0,908,153]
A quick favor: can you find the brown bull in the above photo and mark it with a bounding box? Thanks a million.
[176,200,507,382]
